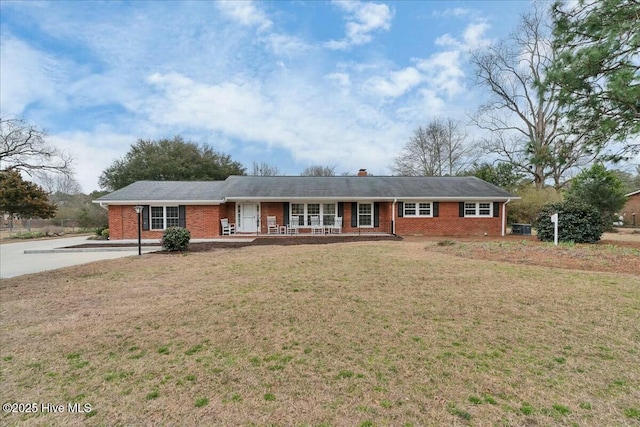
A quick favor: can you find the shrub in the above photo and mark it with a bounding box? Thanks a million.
[161,227,191,251]
[101,228,110,240]
[533,201,604,243]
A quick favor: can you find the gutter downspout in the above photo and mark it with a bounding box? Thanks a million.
[392,199,397,235]
[501,199,511,236]
[99,202,108,210]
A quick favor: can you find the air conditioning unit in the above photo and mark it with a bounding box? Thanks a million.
[511,223,531,235]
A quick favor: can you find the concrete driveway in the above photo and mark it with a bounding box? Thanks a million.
[0,236,155,279]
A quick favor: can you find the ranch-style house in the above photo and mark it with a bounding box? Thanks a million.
[94,172,519,239]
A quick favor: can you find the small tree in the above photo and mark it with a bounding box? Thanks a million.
[564,163,627,229]
[533,200,603,243]
[509,185,562,224]
[0,170,57,229]
[161,227,191,251]
[466,161,526,192]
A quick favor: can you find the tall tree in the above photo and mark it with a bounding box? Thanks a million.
[564,163,627,228]
[99,136,246,191]
[470,5,599,189]
[549,0,640,157]
[0,170,57,225]
[251,162,281,176]
[0,117,73,176]
[392,118,475,176]
[301,165,336,176]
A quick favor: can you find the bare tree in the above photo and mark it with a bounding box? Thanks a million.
[0,117,73,176]
[250,162,281,176]
[301,165,336,176]
[470,5,598,190]
[37,171,83,195]
[392,118,476,176]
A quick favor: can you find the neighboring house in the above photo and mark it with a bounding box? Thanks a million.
[620,190,640,226]
[94,173,519,239]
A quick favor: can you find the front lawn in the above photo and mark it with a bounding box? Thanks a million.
[1,240,638,425]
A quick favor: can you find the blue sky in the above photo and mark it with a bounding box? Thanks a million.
[1,0,543,192]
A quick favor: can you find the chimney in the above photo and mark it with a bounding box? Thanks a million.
[357,168,368,176]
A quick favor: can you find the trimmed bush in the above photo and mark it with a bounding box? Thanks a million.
[101,228,110,240]
[161,227,191,251]
[533,201,604,244]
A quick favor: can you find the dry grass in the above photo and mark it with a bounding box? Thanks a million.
[1,241,639,426]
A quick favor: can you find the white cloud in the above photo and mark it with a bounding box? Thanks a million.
[325,1,393,50]
[48,130,136,192]
[215,0,272,31]
[0,35,62,115]
[462,21,492,49]
[366,67,423,98]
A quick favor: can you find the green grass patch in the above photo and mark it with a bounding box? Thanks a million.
[194,397,209,407]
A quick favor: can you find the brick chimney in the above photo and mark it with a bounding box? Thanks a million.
[357,168,368,176]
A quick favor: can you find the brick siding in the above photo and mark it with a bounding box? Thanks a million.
[107,200,505,239]
[621,193,640,226]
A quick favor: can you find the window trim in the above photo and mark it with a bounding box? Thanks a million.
[403,201,433,218]
[463,201,493,217]
[150,205,180,230]
[358,202,374,228]
[289,202,338,226]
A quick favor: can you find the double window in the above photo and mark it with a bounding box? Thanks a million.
[403,202,432,217]
[463,202,492,217]
[150,206,180,230]
[290,203,337,226]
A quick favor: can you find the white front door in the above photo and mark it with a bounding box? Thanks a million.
[238,203,258,233]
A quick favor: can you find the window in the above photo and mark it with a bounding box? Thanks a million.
[464,202,492,217]
[151,207,164,230]
[323,204,336,226]
[166,206,179,227]
[358,203,373,227]
[307,203,320,226]
[403,202,432,217]
[291,203,305,225]
[290,203,337,226]
[150,206,180,230]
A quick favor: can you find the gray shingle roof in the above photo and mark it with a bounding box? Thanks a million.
[95,181,226,203]
[222,176,515,199]
[95,176,517,203]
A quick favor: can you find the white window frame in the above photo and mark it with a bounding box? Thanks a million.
[463,202,493,217]
[358,202,373,228]
[403,201,432,217]
[150,206,180,230]
[290,202,337,226]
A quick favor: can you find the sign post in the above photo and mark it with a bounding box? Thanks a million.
[550,213,558,246]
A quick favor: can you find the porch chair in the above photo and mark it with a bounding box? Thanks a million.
[331,216,343,234]
[287,215,300,234]
[220,218,236,235]
[267,215,279,234]
[311,216,324,235]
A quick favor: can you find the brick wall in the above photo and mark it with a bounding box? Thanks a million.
[107,201,505,239]
[621,193,640,226]
[108,204,225,239]
[395,202,503,236]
